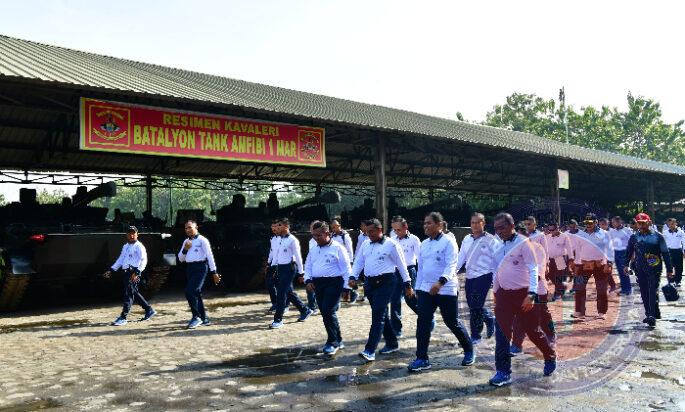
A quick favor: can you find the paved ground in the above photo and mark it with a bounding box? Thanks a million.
[0,279,684,411]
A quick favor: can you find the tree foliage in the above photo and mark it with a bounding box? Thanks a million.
[36,188,70,205]
[484,92,685,165]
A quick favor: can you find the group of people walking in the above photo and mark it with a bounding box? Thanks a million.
[103,209,678,387]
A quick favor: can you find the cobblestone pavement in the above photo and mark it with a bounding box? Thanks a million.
[0,279,684,411]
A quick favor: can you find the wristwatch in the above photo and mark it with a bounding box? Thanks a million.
[527,291,537,299]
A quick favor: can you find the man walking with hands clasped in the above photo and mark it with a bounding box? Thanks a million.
[408,212,474,372]
[304,221,352,355]
[350,218,414,362]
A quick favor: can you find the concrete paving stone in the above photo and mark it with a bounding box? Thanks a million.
[0,287,682,410]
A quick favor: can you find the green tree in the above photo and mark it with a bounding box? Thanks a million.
[36,188,70,204]
[483,92,685,166]
[0,194,6,206]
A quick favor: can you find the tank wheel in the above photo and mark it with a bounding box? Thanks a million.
[142,266,169,299]
[0,273,30,312]
[224,256,266,292]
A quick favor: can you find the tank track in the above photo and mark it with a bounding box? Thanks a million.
[0,272,30,312]
[142,265,169,299]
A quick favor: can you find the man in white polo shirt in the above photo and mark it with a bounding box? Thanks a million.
[489,212,556,387]
[389,215,421,337]
[609,216,634,295]
[178,220,221,329]
[350,218,414,362]
[545,222,573,300]
[455,212,498,344]
[408,212,474,372]
[662,218,684,287]
[304,220,352,355]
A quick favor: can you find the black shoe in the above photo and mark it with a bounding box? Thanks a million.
[646,316,656,327]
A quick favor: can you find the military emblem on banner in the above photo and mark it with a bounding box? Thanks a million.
[297,128,323,163]
[88,104,131,147]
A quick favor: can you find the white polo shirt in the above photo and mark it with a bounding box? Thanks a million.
[352,236,410,282]
[662,227,685,250]
[178,234,217,272]
[268,233,304,273]
[416,233,459,295]
[112,240,147,272]
[304,240,352,284]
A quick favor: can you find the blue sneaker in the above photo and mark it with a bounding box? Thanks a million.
[187,317,202,329]
[141,309,157,321]
[486,319,495,339]
[337,342,345,350]
[489,371,512,387]
[379,344,400,355]
[111,317,127,326]
[359,350,375,362]
[310,308,319,316]
[408,358,431,372]
[509,345,522,356]
[297,308,313,322]
[202,318,212,326]
[471,338,482,345]
[269,321,284,329]
[323,344,339,356]
[461,351,475,366]
[544,360,557,376]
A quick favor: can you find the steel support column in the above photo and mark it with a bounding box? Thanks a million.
[145,174,153,215]
[647,177,655,217]
[374,135,388,229]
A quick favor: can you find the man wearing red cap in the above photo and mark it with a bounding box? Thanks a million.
[625,213,673,327]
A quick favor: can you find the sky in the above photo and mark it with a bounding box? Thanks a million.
[1,0,684,201]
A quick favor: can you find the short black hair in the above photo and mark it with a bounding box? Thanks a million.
[524,216,536,223]
[391,216,407,224]
[276,217,290,225]
[425,211,444,224]
[471,212,485,222]
[494,212,515,226]
[364,218,382,229]
[311,220,329,231]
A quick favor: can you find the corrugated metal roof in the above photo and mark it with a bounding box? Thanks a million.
[1,34,684,176]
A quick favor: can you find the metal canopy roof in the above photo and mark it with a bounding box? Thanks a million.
[0,34,683,204]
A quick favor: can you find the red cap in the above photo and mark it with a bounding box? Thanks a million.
[635,212,651,223]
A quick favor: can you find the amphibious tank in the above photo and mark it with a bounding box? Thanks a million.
[0,183,175,311]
